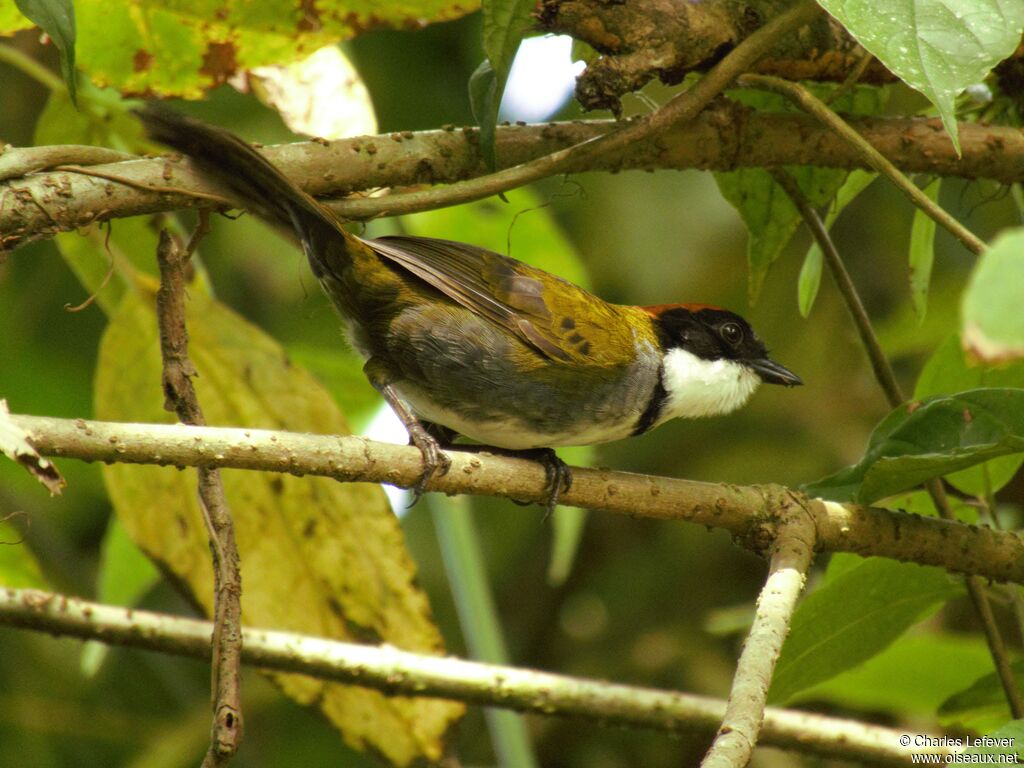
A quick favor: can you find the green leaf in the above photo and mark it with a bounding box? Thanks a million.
[469,58,501,168]
[915,334,1024,495]
[95,292,462,766]
[15,0,77,105]
[43,0,478,99]
[794,632,994,716]
[963,227,1024,363]
[909,178,940,322]
[481,0,534,91]
[716,87,886,302]
[471,0,535,169]
[769,557,961,704]
[964,720,1024,758]
[796,243,823,318]
[942,666,1024,735]
[817,0,1024,153]
[716,167,805,303]
[797,169,877,316]
[0,517,49,589]
[805,388,1024,503]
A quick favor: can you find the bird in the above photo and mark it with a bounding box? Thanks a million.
[138,108,802,511]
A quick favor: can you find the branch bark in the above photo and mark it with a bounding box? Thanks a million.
[0,587,952,767]
[4,111,1024,252]
[11,413,1024,584]
[155,225,244,765]
[539,0,892,113]
[701,496,817,768]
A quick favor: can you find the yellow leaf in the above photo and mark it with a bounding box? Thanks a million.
[95,291,462,765]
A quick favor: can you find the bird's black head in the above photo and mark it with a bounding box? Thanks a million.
[647,304,803,386]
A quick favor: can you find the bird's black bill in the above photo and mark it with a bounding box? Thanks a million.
[749,357,803,387]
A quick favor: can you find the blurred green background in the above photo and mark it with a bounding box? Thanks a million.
[1,13,1022,768]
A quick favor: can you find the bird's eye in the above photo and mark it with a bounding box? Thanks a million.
[721,322,743,345]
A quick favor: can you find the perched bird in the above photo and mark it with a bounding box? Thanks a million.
[138,108,801,509]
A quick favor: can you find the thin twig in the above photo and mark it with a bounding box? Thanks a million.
[772,168,1024,720]
[0,145,133,182]
[155,223,243,764]
[55,164,234,205]
[739,73,986,255]
[701,497,817,767]
[0,588,952,767]
[768,169,902,404]
[11,414,1024,584]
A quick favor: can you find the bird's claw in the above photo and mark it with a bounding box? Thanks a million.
[539,450,572,518]
[407,428,451,507]
[513,448,571,518]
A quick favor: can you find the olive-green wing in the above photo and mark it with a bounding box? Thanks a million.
[367,235,634,365]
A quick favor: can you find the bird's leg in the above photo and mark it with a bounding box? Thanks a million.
[420,420,459,445]
[363,359,451,503]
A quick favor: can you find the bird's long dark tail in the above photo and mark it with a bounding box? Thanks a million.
[136,107,358,281]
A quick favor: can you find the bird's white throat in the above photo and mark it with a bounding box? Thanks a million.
[659,347,761,421]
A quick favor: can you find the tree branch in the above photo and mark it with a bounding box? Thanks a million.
[6,109,1024,253]
[155,225,244,764]
[0,587,952,767]
[702,497,817,767]
[10,413,1024,584]
[539,0,895,113]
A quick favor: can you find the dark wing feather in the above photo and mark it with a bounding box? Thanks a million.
[367,235,574,361]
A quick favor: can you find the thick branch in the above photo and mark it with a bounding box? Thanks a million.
[11,414,1024,584]
[702,497,817,767]
[539,0,890,113]
[3,111,1023,252]
[0,588,950,767]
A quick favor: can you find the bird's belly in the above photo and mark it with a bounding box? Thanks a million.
[398,387,643,449]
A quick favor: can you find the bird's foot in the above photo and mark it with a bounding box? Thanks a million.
[406,423,451,506]
[523,448,572,518]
